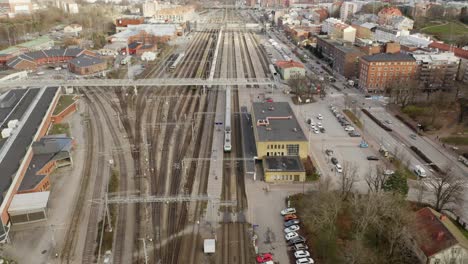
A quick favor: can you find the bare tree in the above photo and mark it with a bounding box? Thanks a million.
[339,162,359,201]
[365,165,388,193]
[427,167,466,212]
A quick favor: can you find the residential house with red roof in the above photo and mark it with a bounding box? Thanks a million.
[275,60,305,80]
[415,207,468,264]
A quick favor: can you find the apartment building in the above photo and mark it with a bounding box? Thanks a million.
[340,2,358,22]
[316,35,364,78]
[358,53,417,93]
[412,52,460,91]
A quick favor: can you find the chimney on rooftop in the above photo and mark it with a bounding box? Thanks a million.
[436,231,445,241]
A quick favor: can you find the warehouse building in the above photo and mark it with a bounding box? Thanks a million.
[68,54,107,75]
[263,156,306,183]
[252,102,308,159]
[0,87,78,240]
[6,48,98,71]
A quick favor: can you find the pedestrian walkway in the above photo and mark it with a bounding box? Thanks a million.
[205,90,226,225]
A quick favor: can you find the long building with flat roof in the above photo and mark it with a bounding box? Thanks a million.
[251,102,308,160]
[0,87,61,241]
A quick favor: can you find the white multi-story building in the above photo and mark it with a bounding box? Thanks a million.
[322,17,342,34]
[0,0,32,16]
[412,52,460,90]
[374,26,409,43]
[340,2,358,22]
[55,0,79,14]
[390,16,414,31]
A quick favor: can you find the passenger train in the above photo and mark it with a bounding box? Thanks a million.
[169,52,185,72]
[224,87,232,152]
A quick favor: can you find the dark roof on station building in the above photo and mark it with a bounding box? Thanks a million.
[252,102,307,142]
[69,54,105,68]
[263,156,305,172]
[6,48,92,68]
[19,135,73,192]
[0,87,59,203]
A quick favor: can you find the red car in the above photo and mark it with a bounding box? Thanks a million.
[284,214,298,221]
[256,253,273,263]
[265,98,274,103]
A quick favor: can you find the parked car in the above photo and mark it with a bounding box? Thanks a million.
[256,253,273,263]
[317,123,323,128]
[336,164,343,173]
[320,127,326,133]
[265,97,274,103]
[344,126,355,132]
[284,219,300,227]
[284,225,300,233]
[325,149,334,156]
[313,128,319,134]
[317,114,323,120]
[287,236,307,246]
[284,214,298,221]
[285,232,299,241]
[281,208,296,216]
[367,156,379,161]
[331,157,338,165]
[294,250,311,259]
[410,134,417,140]
[385,120,392,125]
[292,243,309,251]
[349,131,361,137]
[296,257,314,264]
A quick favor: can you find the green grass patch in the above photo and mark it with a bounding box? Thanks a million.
[53,95,75,115]
[451,217,468,240]
[441,136,468,146]
[422,21,468,43]
[343,109,362,129]
[48,123,70,137]
[402,105,428,119]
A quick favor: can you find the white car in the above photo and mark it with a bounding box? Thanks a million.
[284,225,300,233]
[344,126,354,132]
[310,123,315,128]
[336,164,343,173]
[281,208,296,216]
[294,250,311,259]
[317,114,323,120]
[296,258,314,264]
[313,128,319,134]
[317,123,323,128]
[285,232,299,241]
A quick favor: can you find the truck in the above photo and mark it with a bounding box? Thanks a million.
[120,56,131,65]
[204,239,215,254]
[379,146,389,157]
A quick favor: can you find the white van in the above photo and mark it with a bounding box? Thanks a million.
[414,165,427,178]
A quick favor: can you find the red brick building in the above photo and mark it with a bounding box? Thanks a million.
[6,48,97,71]
[358,53,417,93]
[68,54,107,75]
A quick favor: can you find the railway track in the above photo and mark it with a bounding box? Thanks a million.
[87,87,133,264]
[60,93,99,263]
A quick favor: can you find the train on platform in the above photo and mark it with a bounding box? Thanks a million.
[169,52,185,72]
[224,86,232,152]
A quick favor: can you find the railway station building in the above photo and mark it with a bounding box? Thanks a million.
[0,87,76,241]
[252,102,308,159]
[263,156,306,183]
